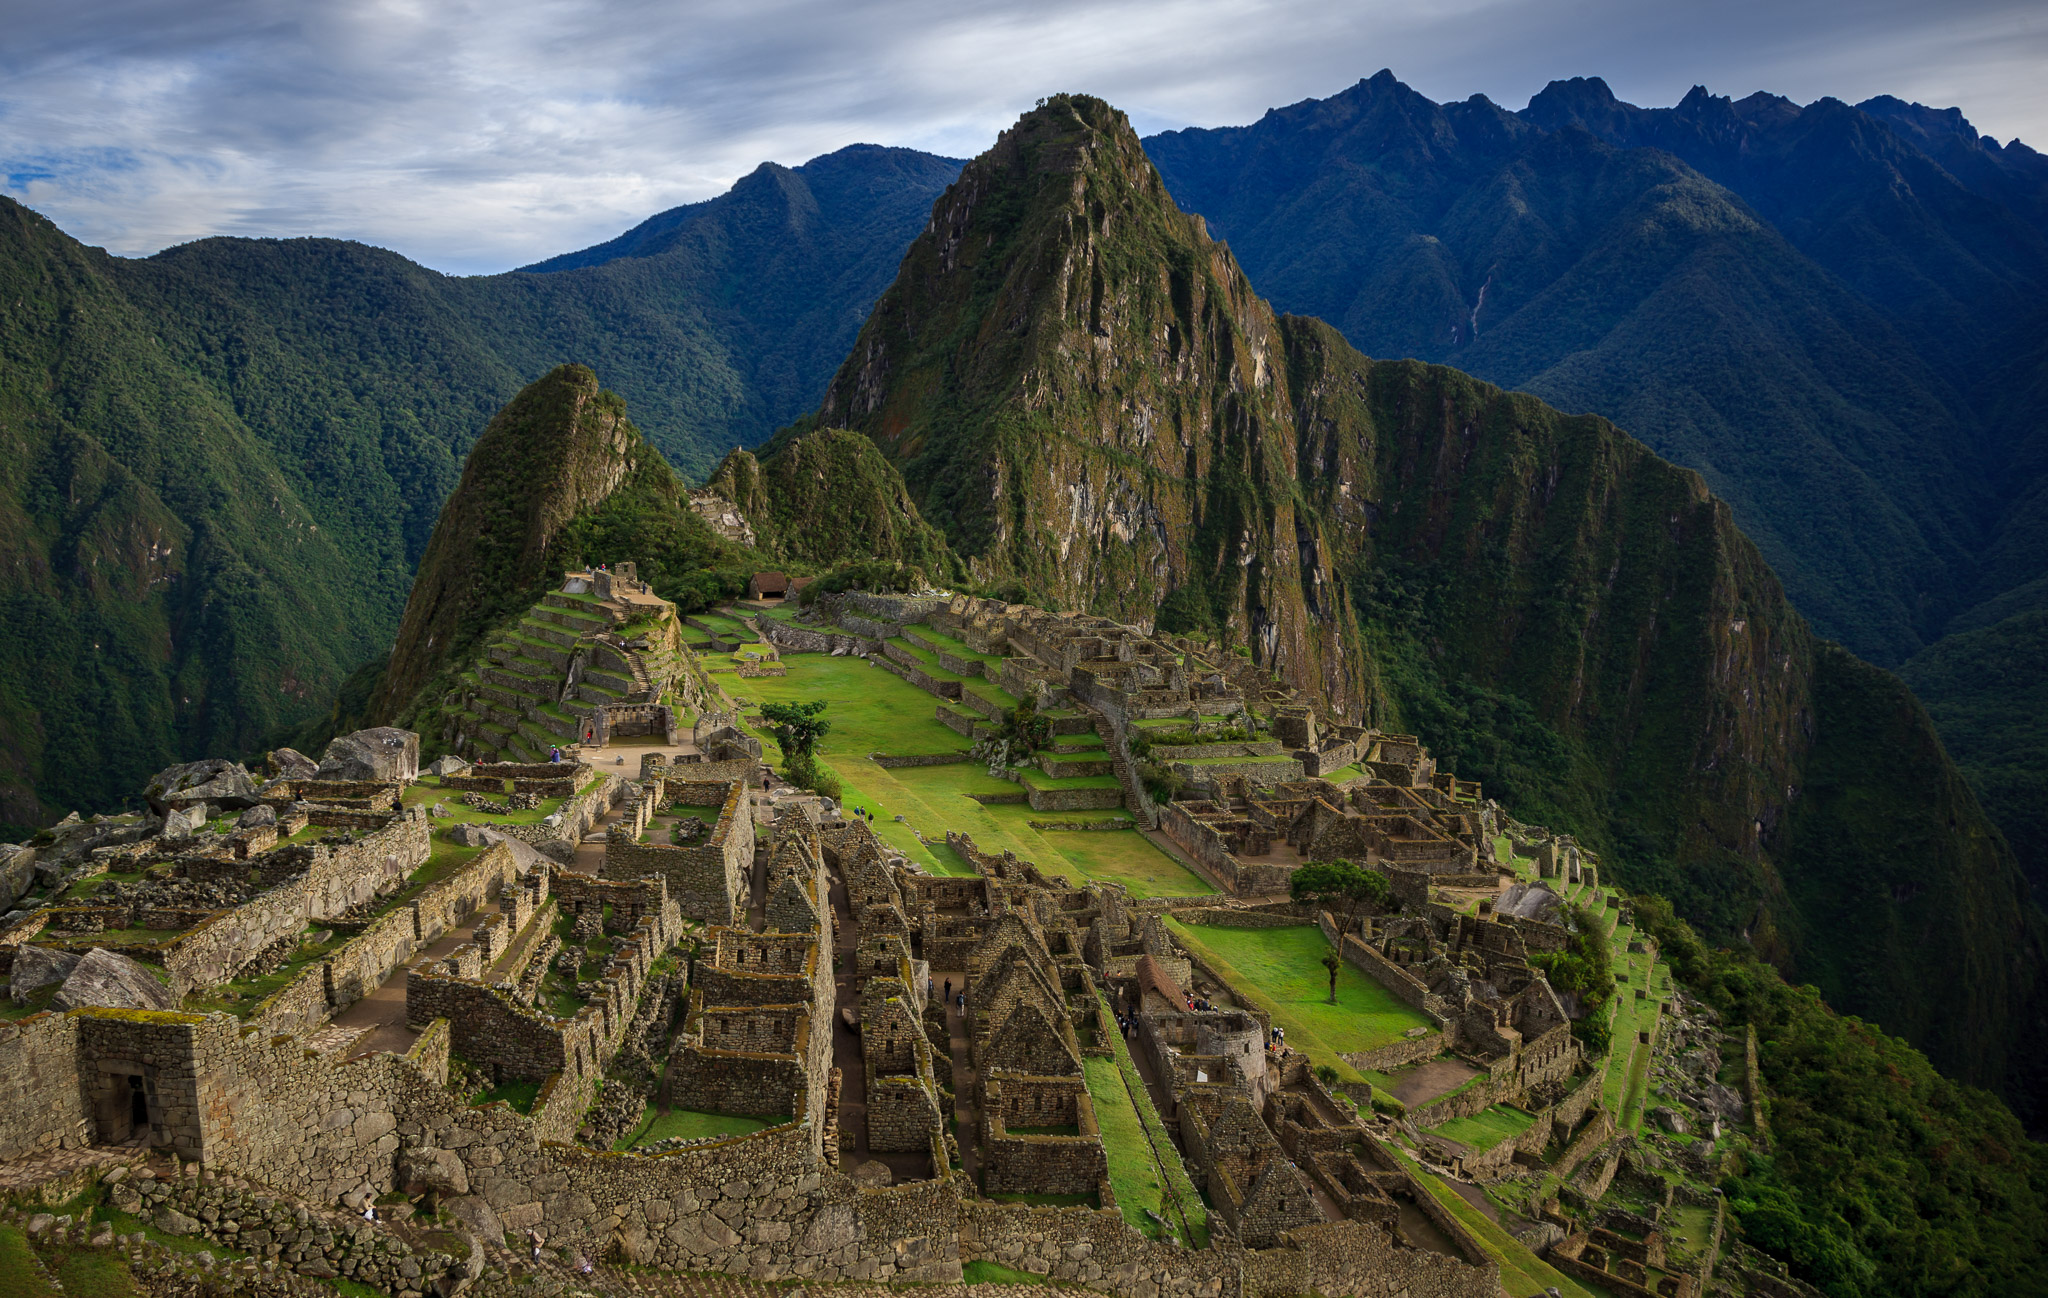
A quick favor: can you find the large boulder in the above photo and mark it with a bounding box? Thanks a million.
[162,805,208,838]
[318,728,420,783]
[396,1145,470,1197]
[142,759,261,814]
[0,844,35,910]
[270,747,321,780]
[50,948,179,1012]
[447,824,493,848]
[10,945,80,1003]
[426,755,470,777]
[236,804,278,830]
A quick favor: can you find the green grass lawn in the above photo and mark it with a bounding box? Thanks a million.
[736,655,1211,896]
[0,1225,54,1298]
[1430,1104,1537,1152]
[616,1106,780,1149]
[906,623,1007,667]
[477,1079,542,1113]
[1163,920,1433,1079]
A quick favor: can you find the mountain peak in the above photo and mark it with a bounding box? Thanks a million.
[1521,76,1635,133]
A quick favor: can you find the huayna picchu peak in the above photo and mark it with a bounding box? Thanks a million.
[1,78,2046,1298]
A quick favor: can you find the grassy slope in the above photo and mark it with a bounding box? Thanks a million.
[733,651,1212,897]
[1899,608,2048,897]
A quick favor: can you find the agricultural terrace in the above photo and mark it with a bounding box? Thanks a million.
[1161,919,1433,1081]
[735,653,1214,898]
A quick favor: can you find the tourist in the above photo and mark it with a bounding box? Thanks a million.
[528,1230,543,1263]
[956,991,965,1013]
[549,746,561,763]
[942,978,951,1003]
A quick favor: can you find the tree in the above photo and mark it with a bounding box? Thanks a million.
[1289,859,1391,931]
[760,700,830,761]
[1320,950,1341,1004]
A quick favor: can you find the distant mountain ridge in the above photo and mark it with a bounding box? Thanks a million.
[1141,71,2048,893]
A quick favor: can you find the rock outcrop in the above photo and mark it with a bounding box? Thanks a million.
[318,728,420,783]
[50,948,179,1012]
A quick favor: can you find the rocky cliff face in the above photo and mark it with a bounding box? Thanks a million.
[814,94,1369,713]
[806,96,2048,1116]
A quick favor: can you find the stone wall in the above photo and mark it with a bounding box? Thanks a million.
[870,751,973,769]
[249,841,526,1036]
[0,1011,87,1160]
[604,779,752,923]
[161,810,430,995]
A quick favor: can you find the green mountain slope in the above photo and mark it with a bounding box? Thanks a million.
[0,146,956,829]
[797,93,2048,1120]
[703,428,957,574]
[1899,610,2048,903]
[372,364,756,738]
[0,201,399,832]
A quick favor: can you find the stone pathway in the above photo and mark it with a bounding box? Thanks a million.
[0,1144,143,1198]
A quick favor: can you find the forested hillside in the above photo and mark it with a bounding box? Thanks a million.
[0,146,958,834]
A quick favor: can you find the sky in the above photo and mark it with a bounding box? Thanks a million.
[2,0,2043,276]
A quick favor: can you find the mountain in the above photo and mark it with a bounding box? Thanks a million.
[1141,70,2048,896]
[0,145,957,834]
[703,428,957,575]
[749,93,2047,1120]
[370,363,752,737]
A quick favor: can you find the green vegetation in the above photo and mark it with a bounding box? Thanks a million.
[1527,903,1615,1054]
[961,1260,1059,1285]
[1393,1149,1604,1298]
[737,653,1211,896]
[0,1225,49,1298]
[475,1079,543,1114]
[1162,920,1431,1074]
[1087,993,1208,1246]
[615,1106,778,1150]
[1900,608,2048,897]
[1634,894,2048,1297]
[375,365,758,742]
[0,146,959,833]
[1288,859,1390,930]
[707,430,957,576]
[1428,1104,1536,1152]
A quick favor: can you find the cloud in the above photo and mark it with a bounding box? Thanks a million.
[2,0,2042,275]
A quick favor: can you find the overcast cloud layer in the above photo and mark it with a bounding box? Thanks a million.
[3,0,2043,276]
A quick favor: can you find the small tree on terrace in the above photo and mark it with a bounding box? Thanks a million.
[1289,859,1391,932]
[760,700,831,762]
[1320,951,1342,1005]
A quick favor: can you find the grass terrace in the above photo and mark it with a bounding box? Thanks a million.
[1161,919,1432,1081]
[737,654,1213,896]
[1087,993,1209,1245]
[1429,1104,1537,1152]
[1394,1148,1605,1298]
[613,1106,780,1150]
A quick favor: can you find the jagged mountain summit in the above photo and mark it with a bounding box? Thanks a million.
[730,93,2046,1121]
